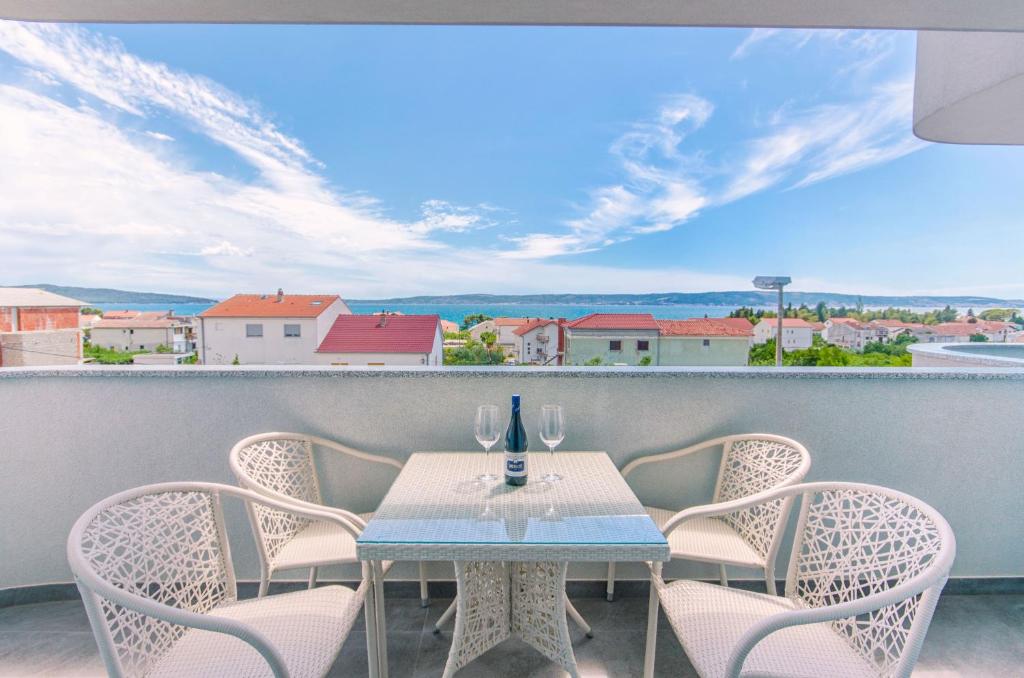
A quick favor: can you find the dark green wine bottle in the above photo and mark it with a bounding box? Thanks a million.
[504,394,528,486]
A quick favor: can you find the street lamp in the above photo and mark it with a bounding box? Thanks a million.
[753,276,791,367]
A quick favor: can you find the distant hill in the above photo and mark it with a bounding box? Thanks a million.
[352,291,1024,308]
[9,284,217,304]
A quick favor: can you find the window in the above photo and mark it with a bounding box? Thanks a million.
[245,323,263,337]
[637,340,649,351]
[284,324,301,338]
[702,339,711,348]
[609,340,622,351]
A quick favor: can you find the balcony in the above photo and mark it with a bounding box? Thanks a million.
[1,365,1022,675]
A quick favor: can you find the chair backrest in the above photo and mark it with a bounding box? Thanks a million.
[67,484,236,677]
[712,435,811,561]
[230,433,322,564]
[785,483,955,677]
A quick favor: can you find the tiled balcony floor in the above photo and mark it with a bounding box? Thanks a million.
[1,591,1021,676]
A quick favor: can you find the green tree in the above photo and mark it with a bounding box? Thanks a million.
[479,331,497,347]
[461,313,493,330]
[443,339,505,365]
[583,356,605,366]
[969,333,989,342]
[815,301,828,322]
[231,354,241,365]
[638,355,653,366]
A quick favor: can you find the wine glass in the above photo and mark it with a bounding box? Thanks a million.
[474,405,500,482]
[538,404,565,482]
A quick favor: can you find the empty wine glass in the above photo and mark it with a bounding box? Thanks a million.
[475,405,500,481]
[539,404,565,482]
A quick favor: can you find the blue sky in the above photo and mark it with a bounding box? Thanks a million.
[0,22,1022,299]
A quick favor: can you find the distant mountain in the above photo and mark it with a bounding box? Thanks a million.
[351,291,1024,308]
[9,284,217,304]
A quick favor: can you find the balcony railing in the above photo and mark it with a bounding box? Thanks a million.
[1,365,1022,591]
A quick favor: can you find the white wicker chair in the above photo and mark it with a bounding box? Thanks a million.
[67,482,382,678]
[643,481,956,678]
[607,434,811,601]
[229,432,431,605]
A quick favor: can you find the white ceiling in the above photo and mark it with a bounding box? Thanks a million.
[1,0,1022,31]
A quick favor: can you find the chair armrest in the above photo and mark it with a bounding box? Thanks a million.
[309,434,404,471]
[620,435,734,479]
[659,485,796,537]
[236,485,368,537]
[723,573,951,678]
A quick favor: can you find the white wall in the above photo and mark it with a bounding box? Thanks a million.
[200,317,320,365]
[754,323,813,349]
[3,365,1021,590]
[313,351,430,366]
[90,327,172,352]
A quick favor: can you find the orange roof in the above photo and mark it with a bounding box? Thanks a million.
[656,319,752,337]
[870,319,924,328]
[564,313,659,330]
[200,294,340,318]
[513,318,560,336]
[317,314,440,353]
[440,319,459,333]
[756,317,814,328]
[94,311,182,329]
[494,317,529,326]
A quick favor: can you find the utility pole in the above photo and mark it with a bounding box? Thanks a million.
[753,276,792,367]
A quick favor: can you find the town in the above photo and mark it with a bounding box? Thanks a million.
[2,286,1021,369]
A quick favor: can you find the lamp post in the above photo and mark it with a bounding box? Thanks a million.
[753,276,791,367]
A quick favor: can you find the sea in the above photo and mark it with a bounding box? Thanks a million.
[94,302,761,323]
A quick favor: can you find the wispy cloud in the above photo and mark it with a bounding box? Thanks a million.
[506,94,713,259]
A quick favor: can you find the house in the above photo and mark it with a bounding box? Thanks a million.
[514,318,565,365]
[656,319,752,366]
[468,317,529,361]
[563,313,660,365]
[315,314,443,366]
[823,317,892,351]
[440,319,459,335]
[0,287,86,367]
[753,317,815,350]
[931,322,999,343]
[198,290,351,365]
[90,310,195,354]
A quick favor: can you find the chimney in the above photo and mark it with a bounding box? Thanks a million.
[377,313,388,328]
[276,288,284,303]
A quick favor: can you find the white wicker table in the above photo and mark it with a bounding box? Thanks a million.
[357,452,669,677]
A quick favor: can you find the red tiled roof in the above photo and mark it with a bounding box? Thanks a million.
[870,319,924,328]
[317,314,440,354]
[513,318,560,336]
[494,317,529,326]
[440,319,459,333]
[564,313,659,330]
[656,319,753,337]
[755,317,814,328]
[200,294,340,318]
[934,323,989,337]
[714,317,754,331]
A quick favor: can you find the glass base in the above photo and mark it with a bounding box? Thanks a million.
[477,473,498,482]
[542,472,562,482]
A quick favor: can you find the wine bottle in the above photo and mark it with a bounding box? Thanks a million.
[504,394,528,486]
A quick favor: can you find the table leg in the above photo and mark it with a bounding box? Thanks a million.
[511,561,580,678]
[373,561,389,678]
[443,561,511,677]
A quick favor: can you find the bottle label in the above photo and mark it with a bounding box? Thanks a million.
[505,453,527,477]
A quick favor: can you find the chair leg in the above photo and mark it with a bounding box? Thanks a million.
[308,566,318,590]
[765,563,777,596]
[258,568,270,598]
[419,561,430,607]
[606,562,616,602]
[565,596,594,638]
[643,563,661,678]
[719,564,729,587]
[433,599,457,633]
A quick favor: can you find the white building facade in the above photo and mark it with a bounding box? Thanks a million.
[199,292,351,365]
[753,318,815,350]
